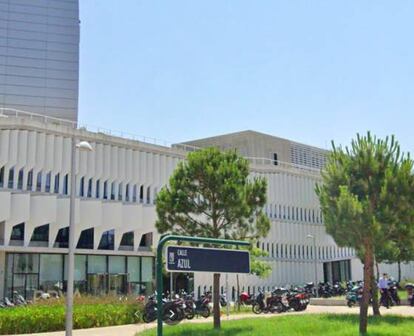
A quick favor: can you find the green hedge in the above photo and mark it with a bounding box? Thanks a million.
[0,303,142,335]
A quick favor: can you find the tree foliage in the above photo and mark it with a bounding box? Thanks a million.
[316,132,414,335]
[156,147,271,328]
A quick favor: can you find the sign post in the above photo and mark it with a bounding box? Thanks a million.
[156,235,250,336]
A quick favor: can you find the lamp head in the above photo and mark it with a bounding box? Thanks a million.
[76,141,93,152]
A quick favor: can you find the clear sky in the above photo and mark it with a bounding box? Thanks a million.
[79,1,414,152]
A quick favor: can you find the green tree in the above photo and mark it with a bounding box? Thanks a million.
[375,159,414,282]
[316,133,414,335]
[156,147,270,329]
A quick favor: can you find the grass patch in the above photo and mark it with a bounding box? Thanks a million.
[138,314,414,336]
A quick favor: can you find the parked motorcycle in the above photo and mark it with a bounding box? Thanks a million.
[285,290,310,311]
[388,280,401,306]
[184,292,210,319]
[239,291,254,305]
[346,285,363,307]
[405,283,414,307]
[142,293,185,325]
[252,290,284,314]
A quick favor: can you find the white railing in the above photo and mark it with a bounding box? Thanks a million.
[0,107,321,173]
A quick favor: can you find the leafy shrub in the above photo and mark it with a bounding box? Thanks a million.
[0,302,143,335]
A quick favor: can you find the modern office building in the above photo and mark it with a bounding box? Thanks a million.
[1,113,413,300]
[0,0,80,121]
[0,1,412,301]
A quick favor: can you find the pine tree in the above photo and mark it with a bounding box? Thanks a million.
[156,147,270,329]
[316,133,414,335]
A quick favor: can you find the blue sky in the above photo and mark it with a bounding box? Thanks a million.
[79,1,414,152]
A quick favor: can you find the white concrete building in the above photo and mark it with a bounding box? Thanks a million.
[0,113,413,300]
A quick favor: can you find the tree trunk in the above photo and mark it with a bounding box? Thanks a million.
[360,246,373,335]
[213,273,221,329]
[371,269,381,316]
[398,261,401,283]
[375,261,380,280]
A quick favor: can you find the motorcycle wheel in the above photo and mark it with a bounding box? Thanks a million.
[200,306,210,318]
[273,302,284,313]
[186,310,195,320]
[347,300,355,308]
[252,304,263,314]
[143,312,156,323]
[163,307,182,326]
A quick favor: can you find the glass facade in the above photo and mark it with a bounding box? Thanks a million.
[5,253,154,299]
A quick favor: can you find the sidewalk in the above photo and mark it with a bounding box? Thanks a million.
[15,305,414,336]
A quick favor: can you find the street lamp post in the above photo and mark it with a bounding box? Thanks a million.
[307,234,318,298]
[66,138,93,336]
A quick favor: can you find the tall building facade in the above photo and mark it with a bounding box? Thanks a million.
[0,0,80,121]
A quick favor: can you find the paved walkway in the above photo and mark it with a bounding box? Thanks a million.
[14,305,414,336]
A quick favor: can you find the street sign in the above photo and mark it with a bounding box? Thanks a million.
[166,245,250,274]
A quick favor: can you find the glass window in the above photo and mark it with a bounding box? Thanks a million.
[10,223,24,242]
[17,169,23,190]
[96,180,100,198]
[141,257,153,282]
[27,169,33,190]
[120,232,134,247]
[127,257,140,282]
[98,230,114,250]
[63,174,69,195]
[64,255,87,281]
[45,172,51,192]
[77,228,94,249]
[14,254,39,273]
[108,256,125,273]
[36,172,42,191]
[31,224,49,244]
[0,166,4,187]
[87,178,92,198]
[40,254,63,291]
[54,173,60,193]
[79,177,85,197]
[88,255,106,273]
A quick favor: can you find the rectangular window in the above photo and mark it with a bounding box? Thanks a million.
[273,153,278,166]
[17,169,24,190]
[36,172,42,191]
[63,174,69,195]
[88,255,106,273]
[0,166,4,188]
[54,174,60,194]
[45,172,51,192]
[87,178,92,198]
[8,167,14,189]
[40,254,63,292]
[109,256,126,274]
[96,180,100,198]
[79,177,85,197]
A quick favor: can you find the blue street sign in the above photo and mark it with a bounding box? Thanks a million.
[166,245,250,273]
